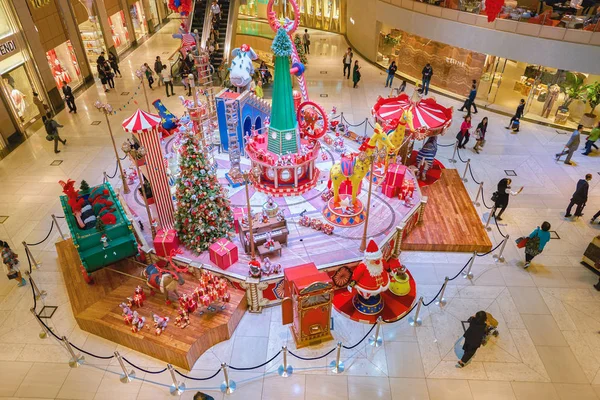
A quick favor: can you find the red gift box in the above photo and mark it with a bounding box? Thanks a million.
[233,207,248,233]
[385,164,407,188]
[381,184,399,198]
[153,229,179,257]
[256,134,266,144]
[209,238,239,270]
[339,180,362,196]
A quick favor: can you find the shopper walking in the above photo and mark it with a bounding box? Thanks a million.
[456,311,487,368]
[519,221,551,268]
[96,51,106,66]
[211,0,221,20]
[492,178,523,221]
[506,99,525,132]
[421,63,433,95]
[352,60,361,88]
[565,173,591,218]
[108,52,122,77]
[343,47,353,80]
[582,122,600,156]
[43,114,66,154]
[385,61,397,88]
[143,63,154,89]
[32,92,49,116]
[62,81,77,113]
[97,62,109,92]
[456,115,472,149]
[1,241,26,287]
[103,61,115,89]
[473,117,488,153]
[302,29,310,55]
[154,56,164,87]
[556,124,582,165]
[161,64,174,97]
[459,83,478,115]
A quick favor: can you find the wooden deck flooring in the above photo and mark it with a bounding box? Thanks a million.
[56,239,246,370]
[402,169,493,253]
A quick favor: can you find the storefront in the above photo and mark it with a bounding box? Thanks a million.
[147,0,160,29]
[377,24,600,128]
[130,1,149,41]
[0,1,46,138]
[78,16,107,77]
[108,10,132,54]
[46,40,83,93]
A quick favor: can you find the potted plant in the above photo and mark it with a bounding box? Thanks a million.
[79,180,91,200]
[581,81,600,128]
[559,72,587,112]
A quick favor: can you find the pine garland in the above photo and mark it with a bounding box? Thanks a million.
[272,27,292,57]
[174,130,234,253]
[293,34,307,65]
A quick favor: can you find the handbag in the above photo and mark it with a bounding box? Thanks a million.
[6,271,18,280]
[491,191,498,203]
[46,134,54,142]
[516,237,528,248]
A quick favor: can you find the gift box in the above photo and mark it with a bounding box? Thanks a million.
[381,184,399,198]
[339,180,362,195]
[233,207,248,233]
[256,134,266,144]
[384,164,407,188]
[209,238,239,270]
[153,229,179,257]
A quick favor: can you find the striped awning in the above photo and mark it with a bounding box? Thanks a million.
[122,109,162,133]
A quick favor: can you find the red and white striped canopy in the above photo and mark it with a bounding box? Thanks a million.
[122,109,162,133]
[372,94,453,138]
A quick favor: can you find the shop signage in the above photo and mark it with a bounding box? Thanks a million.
[29,0,51,8]
[0,36,18,62]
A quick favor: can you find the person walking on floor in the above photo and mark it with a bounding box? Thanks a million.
[143,63,154,90]
[302,29,310,55]
[473,117,488,153]
[343,47,353,80]
[97,62,109,92]
[62,81,76,113]
[352,60,361,88]
[421,63,433,95]
[43,114,66,154]
[459,82,478,115]
[154,56,164,87]
[161,64,174,97]
[565,173,592,218]
[108,52,122,77]
[556,124,582,165]
[506,99,525,132]
[492,178,523,221]
[456,311,487,368]
[456,115,472,149]
[32,92,49,117]
[521,221,551,268]
[582,122,600,156]
[103,61,115,89]
[1,241,26,287]
[96,51,106,66]
[385,61,397,88]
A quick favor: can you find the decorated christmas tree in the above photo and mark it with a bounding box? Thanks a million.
[293,34,307,65]
[174,128,234,253]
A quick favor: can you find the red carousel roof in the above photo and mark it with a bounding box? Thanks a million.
[372,94,453,138]
[122,109,162,133]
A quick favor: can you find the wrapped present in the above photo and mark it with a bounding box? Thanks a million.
[381,184,399,198]
[339,179,362,195]
[256,134,266,144]
[209,238,239,270]
[385,164,407,188]
[153,229,179,257]
[233,207,248,233]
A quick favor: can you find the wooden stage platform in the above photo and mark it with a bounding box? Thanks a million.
[56,239,246,370]
[402,169,493,253]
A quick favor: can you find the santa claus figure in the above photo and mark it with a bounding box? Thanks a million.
[348,238,390,315]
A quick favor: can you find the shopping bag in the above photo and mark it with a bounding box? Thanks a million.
[6,271,18,280]
[515,237,528,249]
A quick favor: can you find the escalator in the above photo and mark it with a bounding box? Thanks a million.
[191,0,208,33]
[209,0,233,69]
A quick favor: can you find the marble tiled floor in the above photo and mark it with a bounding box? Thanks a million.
[1,19,600,400]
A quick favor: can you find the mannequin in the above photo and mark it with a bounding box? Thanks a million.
[542,84,560,118]
[5,78,26,121]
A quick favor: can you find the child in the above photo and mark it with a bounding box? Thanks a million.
[144,63,154,90]
[473,117,488,154]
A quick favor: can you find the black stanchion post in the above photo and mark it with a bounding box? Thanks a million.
[31,308,49,339]
[220,363,236,394]
[278,345,293,377]
[463,252,477,280]
[473,182,483,207]
[62,336,84,368]
[329,342,345,374]
[52,214,67,240]
[22,242,41,269]
[368,316,383,347]
[115,351,135,383]
[25,271,46,299]
[462,159,471,182]
[435,277,449,307]
[493,234,510,263]
[167,364,185,395]
[408,297,423,327]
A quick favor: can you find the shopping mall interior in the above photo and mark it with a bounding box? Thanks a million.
[0,0,600,399]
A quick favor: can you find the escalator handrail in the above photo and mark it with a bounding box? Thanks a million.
[200,0,213,48]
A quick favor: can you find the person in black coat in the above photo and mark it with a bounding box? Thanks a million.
[456,311,487,368]
[565,174,592,218]
[421,63,433,95]
[506,99,525,132]
[493,178,523,221]
[62,81,76,113]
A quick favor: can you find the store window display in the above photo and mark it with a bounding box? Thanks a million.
[46,40,82,91]
[1,62,41,125]
[78,16,107,77]
[130,2,148,41]
[108,10,131,54]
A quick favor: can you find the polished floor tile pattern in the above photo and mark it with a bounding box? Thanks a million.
[1,18,600,400]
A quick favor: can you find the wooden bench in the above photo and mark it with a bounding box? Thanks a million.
[257,241,282,258]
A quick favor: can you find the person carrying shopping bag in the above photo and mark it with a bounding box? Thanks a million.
[473,117,488,153]
[456,115,472,149]
[516,221,551,269]
[1,241,26,287]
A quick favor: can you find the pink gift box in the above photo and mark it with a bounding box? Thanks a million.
[153,229,179,257]
[381,184,399,198]
[209,238,239,270]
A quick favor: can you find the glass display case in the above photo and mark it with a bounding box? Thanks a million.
[79,17,107,77]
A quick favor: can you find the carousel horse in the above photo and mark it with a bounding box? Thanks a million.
[415,136,438,181]
[141,261,185,305]
[329,123,395,204]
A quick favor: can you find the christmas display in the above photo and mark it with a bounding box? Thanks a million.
[174,126,234,253]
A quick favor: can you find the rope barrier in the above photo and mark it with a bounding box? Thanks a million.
[476,240,503,257]
[341,115,367,128]
[438,142,456,147]
[494,218,508,238]
[229,350,281,371]
[26,221,55,247]
[449,257,474,281]
[70,342,115,360]
[383,300,419,323]
[174,368,221,381]
[55,215,65,219]
[30,278,37,312]
[122,357,168,374]
[288,347,336,361]
[106,161,119,179]
[481,193,493,210]
[342,323,377,350]
[456,147,468,163]
[25,246,32,274]
[467,164,481,185]
[35,314,61,341]
[422,285,445,307]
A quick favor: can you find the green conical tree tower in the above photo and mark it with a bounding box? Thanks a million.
[267,28,300,156]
